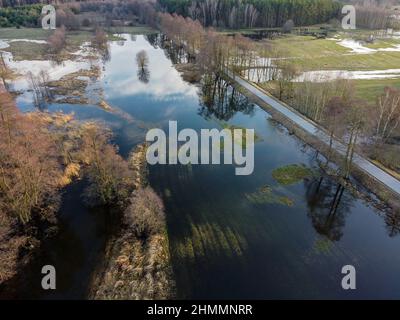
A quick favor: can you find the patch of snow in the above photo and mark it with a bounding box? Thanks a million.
[9,39,47,44]
[337,39,376,54]
[296,69,400,82]
[0,40,9,49]
[337,38,400,54]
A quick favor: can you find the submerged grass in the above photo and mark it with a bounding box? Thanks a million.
[245,184,294,207]
[174,221,247,261]
[218,122,262,149]
[272,164,314,186]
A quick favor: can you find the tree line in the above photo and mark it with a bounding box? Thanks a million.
[1,0,397,30]
[158,0,341,29]
[269,67,400,178]
[159,11,400,186]
[0,4,42,27]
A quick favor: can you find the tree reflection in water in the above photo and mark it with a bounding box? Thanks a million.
[305,176,354,241]
[136,50,150,84]
[145,33,161,49]
[384,209,400,237]
[198,73,255,121]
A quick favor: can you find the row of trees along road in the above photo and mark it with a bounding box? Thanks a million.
[159,11,400,182]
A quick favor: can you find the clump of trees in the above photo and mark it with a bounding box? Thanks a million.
[0,4,42,27]
[78,0,158,28]
[159,12,257,77]
[0,91,62,224]
[373,87,400,144]
[56,6,80,30]
[289,78,354,122]
[81,122,135,208]
[27,70,52,109]
[367,87,400,173]
[124,187,165,240]
[0,89,137,287]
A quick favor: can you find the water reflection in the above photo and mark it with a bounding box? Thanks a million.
[305,177,353,241]
[152,33,194,65]
[103,35,197,100]
[9,33,400,299]
[198,74,255,121]
[136,50,150,84]
[385,210,400,237]
[99,45,111,64]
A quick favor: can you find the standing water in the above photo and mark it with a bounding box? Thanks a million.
[6,34,400,299]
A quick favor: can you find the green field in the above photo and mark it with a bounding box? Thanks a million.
[267,34,400,71]
[264,35,348,58]
[0,27,51,40]
[256,32,400,103]
[354,79,400,102]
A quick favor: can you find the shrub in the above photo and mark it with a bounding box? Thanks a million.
[124,187,165,240]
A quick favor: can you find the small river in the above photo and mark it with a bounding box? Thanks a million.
[8,34,400,299]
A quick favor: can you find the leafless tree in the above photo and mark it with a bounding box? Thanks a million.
[374,87,400,143]
[47,25,66,54]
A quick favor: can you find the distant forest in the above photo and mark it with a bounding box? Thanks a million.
[158,0,341,28]
[0,4,42,27]
[0,0,398,29]
[0,0,341,28]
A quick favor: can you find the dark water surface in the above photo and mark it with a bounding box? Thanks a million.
[12,34,400,299]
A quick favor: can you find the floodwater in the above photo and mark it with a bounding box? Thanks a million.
[3,34,400,299]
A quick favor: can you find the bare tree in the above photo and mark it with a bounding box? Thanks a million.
[124,187,165,240]
[321,96,347,168]
[92,28,108,50]
[47,25,66,54]
[374,87,400,143]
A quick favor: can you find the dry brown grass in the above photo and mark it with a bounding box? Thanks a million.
[91,187,175,300]
[90,144,175,300]
[0,213,29,285]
